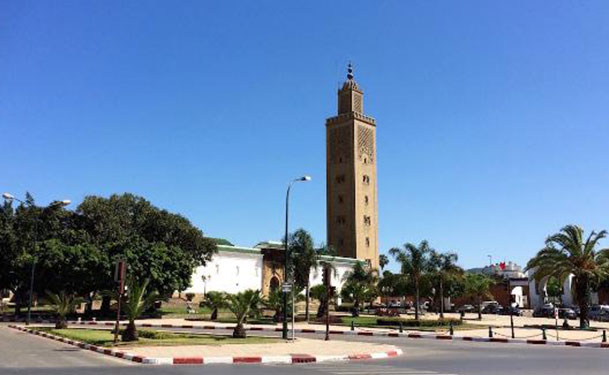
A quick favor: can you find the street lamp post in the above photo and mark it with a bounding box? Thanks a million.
[2,193,70,325]
[282,176,311,340]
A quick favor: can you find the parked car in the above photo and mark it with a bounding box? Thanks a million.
[481,301,499,309]
[589,305,609,321]
[500,306,523,316]
[458,304,475,313]
[533,305,555,318]
[558,307,577,320]
[482,304,504,314]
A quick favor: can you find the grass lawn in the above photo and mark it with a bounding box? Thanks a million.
[35,328,281,347]
[158,305,216,319]
[340,316,481,331]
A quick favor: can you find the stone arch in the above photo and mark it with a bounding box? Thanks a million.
[528,270,574,309]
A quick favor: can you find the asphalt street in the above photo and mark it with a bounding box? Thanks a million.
[2,324,609,375]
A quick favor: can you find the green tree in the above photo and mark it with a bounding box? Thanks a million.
[545,277,563,303]
[389,240,433,320]
[289,229,316,321]
[378,270,410,300]
[309,284,328,318]
[341,262,378,315]
[121,278,159,342]
[0,195,77,316]
[226,289,262,338]
[263,287,304,322]
[77,194,217,312]
[526,225,609,329]
[379,254,389,271]
[46,291,83,329]
[464,273,494,320]
[200,291,227,321]
[429,251,463,318]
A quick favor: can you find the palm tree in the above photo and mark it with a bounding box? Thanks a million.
[342,262,378,315]
[263,286,304,322]
[464,273,493,320]
[379,254,389,271]
[226,289,262,338]
[309,284,328,318]
[289,229,317,321]
[430,251,463,319]
[526,225,609,329]
[121,278,158,342]
[389,240,433,320]
[46,291,82,329]
[200,291,226,321]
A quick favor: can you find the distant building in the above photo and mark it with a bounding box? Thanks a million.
[468,262,530,308]
[184,242,360,301]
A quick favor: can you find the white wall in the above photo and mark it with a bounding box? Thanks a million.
[185,251,263,295]
[309,262,354,291]
[184,248,358,298]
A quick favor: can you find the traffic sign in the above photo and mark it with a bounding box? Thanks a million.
[282,282,292,292]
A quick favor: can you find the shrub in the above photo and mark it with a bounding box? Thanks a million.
[137,329,173,340]
[376,318,462,327]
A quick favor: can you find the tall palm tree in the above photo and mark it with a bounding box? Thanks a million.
[121,278,158,342]
[526,225,609,329]
[46,291,82,329]
[464,273,493,320]
[289,229,317,321]
[226,289,262,338]
[389,240,433,320]
[342,262,378,315]
[430,251,463,319]
[379,254,389,271]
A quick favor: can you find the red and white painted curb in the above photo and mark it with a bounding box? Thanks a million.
[8,324,402,365]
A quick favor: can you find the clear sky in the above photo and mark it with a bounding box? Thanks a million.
[2,1,608,271]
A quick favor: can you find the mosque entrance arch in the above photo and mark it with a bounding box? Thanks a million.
[269,276,280,292]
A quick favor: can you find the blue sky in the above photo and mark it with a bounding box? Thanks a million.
[2,1,608,270]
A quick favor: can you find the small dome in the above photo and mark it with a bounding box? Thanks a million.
[341,62,359,90]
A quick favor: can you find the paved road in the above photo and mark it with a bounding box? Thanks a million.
[3,324,609,375]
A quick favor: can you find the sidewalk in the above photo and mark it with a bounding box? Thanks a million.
[9,325,403,365]
[131,317,609,341]
[121,337,398,359]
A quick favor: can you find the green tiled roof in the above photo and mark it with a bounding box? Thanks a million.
[217,244,262,256]
[216,244,361,265]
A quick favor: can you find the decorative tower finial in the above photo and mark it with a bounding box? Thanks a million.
[347,62,354,80]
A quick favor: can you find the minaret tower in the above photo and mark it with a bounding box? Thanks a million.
[326,64,379,269]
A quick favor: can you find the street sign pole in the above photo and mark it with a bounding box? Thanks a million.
[113,260,126,344]
[291,287,295,341]
[555,308,559,341]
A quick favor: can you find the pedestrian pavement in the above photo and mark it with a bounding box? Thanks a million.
[9,324,403,365]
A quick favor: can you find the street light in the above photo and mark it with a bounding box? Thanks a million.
[2,192,70,325]
[282,176,311,340]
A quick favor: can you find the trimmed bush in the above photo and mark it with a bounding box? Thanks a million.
[376,318,462,327]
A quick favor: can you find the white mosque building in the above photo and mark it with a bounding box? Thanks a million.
[184,241,360,300]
